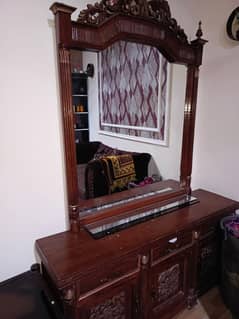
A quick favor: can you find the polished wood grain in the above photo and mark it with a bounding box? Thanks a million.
[180,65,199,194]
[36,190,239,319]
[49,0,207,229]
[36,190,238,288]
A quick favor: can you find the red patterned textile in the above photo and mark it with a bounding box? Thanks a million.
[99,41,168,142]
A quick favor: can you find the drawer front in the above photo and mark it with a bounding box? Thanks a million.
[77,254,140,296]
[199,220,218,239]
[199,211,235,239]
[151,230,192,264]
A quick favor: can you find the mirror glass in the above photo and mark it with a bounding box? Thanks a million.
[70,43,187,215]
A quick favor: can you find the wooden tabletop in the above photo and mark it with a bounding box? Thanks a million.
[36,189,239,288]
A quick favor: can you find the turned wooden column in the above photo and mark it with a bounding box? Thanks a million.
[51,3,80,231]
[180,64,200,194]
[180,23,207,194]
[139,254,150,319]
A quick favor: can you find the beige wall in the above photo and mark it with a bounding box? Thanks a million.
[0,0,88,282]
[168,0,239,199]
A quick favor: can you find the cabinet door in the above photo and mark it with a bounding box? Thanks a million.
[149,248,192,319]
[77,277,139,319]
[197,230,220,295]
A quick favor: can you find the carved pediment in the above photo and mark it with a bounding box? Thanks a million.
[77,0,188,44]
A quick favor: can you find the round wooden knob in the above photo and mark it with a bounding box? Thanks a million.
[63,288,74,302]
[141,255,149,265]
[193,231,199,240]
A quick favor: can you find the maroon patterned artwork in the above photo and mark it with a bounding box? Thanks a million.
[99,41,169,144]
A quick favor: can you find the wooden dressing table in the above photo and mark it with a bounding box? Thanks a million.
[36,190,239,319]
[36,1,239,318]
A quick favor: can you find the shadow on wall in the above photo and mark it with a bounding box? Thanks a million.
[148,158,162,181]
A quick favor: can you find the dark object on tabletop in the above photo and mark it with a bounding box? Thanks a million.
[0,264,62,319]
[221,215,239,318]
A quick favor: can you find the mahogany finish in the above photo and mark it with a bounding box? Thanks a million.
[36,190,239,319]
[50,0,207,229]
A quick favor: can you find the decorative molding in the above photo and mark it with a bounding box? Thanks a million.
[50,2,76,15]
[77,0,188,44]
[196,21,203,39]
[58,48,80,230]
[50,0,207,227]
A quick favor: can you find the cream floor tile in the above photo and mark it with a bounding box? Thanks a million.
[173,287,232,319]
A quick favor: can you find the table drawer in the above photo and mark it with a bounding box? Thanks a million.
[77,254,140,296]
[151,230,193,264]
[199,222,217,239]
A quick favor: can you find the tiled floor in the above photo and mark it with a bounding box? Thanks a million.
[173,287,232,319]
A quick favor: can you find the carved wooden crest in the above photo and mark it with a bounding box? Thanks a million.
[78,0,188,44]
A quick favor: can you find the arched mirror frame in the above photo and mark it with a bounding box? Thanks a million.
[50,0,207,232]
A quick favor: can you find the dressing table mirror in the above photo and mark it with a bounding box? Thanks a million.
[50,0,207,232]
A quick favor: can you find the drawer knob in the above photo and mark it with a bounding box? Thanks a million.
[63,288,74,302]
[193,231,199,240]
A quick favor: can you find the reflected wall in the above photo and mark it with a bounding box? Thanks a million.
[83,51,186,181]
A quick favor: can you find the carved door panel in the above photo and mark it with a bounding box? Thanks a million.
[197,231,220,295]
[149,248,192,319]
[77,277,139,319]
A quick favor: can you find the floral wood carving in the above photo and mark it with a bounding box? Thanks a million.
[155,264,180,303]
[77,0,188,44]
[89,291,126,318]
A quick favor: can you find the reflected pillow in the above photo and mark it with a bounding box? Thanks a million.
[94,143,119,159]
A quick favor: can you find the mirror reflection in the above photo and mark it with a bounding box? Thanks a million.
[70,43,187,207]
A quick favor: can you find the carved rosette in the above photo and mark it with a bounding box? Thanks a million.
[199,245,217,279]
[89,291,126,318]
[155,264,180,303]
[77,0,188,44]
[200,245,213,259]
